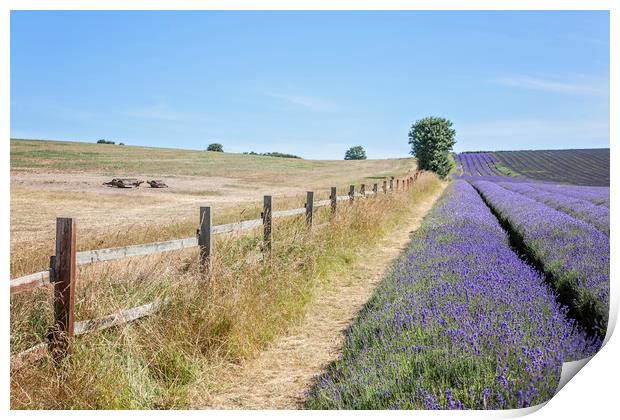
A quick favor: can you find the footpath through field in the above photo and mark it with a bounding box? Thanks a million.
[197,182,447,409]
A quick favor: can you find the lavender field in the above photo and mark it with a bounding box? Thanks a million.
[306,181,600,409]
[307,150,609,410]
[497,182,610,236]
[473,180,609,337]
[457,149,610,186]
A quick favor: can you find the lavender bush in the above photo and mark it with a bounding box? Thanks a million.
[528,183,610,208]
[497,182,609,236]
[306,181,598,410]
[473,180,609,338]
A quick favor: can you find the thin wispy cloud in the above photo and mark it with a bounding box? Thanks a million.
[23,101,101,121]
[124,103,202,121]
[493,75,607,96]
[261,90,343,112]
[458,118,609,151]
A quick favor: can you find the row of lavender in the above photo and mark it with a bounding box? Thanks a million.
[529,183,610,208]
[457,153,504,177]
[306,181,598,409]
[473,181,609,338]
[497,182,610,236]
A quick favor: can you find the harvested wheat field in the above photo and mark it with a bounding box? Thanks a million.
[11,139,415,277]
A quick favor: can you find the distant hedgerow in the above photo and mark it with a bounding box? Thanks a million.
[243,151,302,159]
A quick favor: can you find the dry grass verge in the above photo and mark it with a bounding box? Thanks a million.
[11,172,442,409]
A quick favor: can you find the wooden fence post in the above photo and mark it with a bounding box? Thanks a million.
[389,178,394,192]
[263,195,272,252]
[383,180,387,194]
[373,183,378,196]
[199,206,212,273]
[305,191,314,227]
[396,179,399,191]
[330,187,337,215]
[49,217,77,360]
[360,184,366,197]
[349,185,355,202]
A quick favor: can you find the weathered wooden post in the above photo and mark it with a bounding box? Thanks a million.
[360,183,366,197]
[49,217,77,360]
[382,180,387,194]
[199,206,212,273]
[389,178,394,192]
[263,195,272,252]
[305,191,314,227]
[349,185,355,202]
[396,179,400,191]
[373,183,378,196]
[330,187,337,215]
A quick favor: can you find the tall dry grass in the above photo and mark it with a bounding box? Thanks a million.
[10,172,443,409]
[11,182,380,277]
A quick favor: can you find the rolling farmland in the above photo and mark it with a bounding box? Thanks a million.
[498,149,608,186]
[10,139,415,277]
[11,138,432,409]
[11,141,610,410]
[458,149,610,186]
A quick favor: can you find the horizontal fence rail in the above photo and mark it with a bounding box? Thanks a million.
[10,193,379,294]
[10,172,421,372]
[11,300,165,371]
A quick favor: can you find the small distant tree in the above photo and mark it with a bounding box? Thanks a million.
[207,143,224,152]
[344,146,367,160]
[97,139,115,145]
[408,117,456,178]
[119,142,125,146]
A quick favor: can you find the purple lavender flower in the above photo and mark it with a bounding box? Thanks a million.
[497,182,609,235]
[305,181,598,410]
[473,180,609,337]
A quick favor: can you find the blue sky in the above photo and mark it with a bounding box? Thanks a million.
[10,10,609,159]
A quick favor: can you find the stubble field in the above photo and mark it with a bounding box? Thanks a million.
[11,139,415,276]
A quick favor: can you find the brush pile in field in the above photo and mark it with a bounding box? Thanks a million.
[103,178,144,188]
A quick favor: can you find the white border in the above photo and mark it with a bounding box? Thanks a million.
[2,2,616,419]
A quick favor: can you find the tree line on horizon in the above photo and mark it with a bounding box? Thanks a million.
[93,117,458,177]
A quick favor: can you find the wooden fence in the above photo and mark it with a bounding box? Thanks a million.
[10,171,421,371]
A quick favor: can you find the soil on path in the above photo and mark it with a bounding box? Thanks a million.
[199,184,446,409]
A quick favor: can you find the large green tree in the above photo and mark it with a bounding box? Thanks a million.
[344,146,367,160]
[408,117,456,178]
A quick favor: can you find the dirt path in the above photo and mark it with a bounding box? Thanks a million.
[199,184,446,409]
